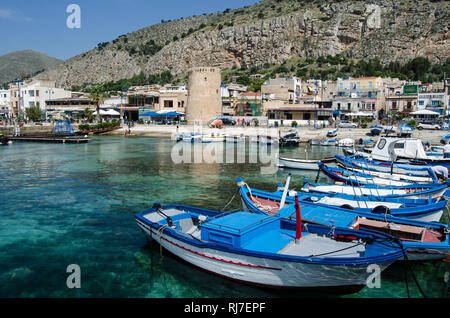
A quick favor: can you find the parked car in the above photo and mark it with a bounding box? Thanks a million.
[417,122,441,130]
[338,121,358,128]
[219,117,236,126]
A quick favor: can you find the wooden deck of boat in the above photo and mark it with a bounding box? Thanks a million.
[277,233,365,258]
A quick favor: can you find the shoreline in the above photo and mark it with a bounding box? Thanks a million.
[103,124,448,145]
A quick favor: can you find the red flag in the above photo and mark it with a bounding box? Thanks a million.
[295,195,302,241]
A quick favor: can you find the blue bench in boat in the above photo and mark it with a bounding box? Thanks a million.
[201,212,292,253]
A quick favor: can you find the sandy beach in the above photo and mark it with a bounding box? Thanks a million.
[104,124,448,145]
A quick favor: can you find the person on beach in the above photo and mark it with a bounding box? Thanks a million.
[443,142,450,159]
[431,165,449,182]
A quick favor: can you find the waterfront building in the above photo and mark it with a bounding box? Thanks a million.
[220,83,247,116]
[331,77,384,119]
[158,85,187,114]
[417,93,446,115]
[235,92,263,116]
[261,77,304,104]
[385,83,419,116]
[186,67,221,125]
[9,82,23,118]
[18,80,72,120]
[0,89,11,118]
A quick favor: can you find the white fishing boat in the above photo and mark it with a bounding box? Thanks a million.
[249,135,279,145]
[182,133,202,143]
[338,139,355,147]
[278,157,335,170]
[320,139,338,146]
[201,133,225,143]
[225,134,246,143]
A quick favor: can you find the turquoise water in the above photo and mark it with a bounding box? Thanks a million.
[0,136,448,298]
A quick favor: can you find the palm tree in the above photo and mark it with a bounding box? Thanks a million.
[88,85,109,123]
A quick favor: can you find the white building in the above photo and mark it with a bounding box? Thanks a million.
[417,93,446,115]
[0,89,11,117]
[20,80,72,116]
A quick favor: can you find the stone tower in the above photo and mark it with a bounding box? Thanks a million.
[186,67,221,125]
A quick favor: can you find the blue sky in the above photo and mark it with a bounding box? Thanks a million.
[0,0,260,60]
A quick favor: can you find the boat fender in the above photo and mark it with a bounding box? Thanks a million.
[198,215,208,224]
[302,179,309,188]
[371,205,391,215]
[340,204,354,210]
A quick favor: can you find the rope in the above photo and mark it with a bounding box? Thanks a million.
[308,241,366,258]
[241,182,274,213]
[221,188,239,212]
[157,225,169,262]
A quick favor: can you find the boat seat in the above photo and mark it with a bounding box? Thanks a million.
[178,217,197,234]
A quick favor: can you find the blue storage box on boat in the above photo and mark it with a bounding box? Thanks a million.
[201,212,280,249]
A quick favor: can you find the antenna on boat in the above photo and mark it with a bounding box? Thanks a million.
[295,195,302,244]
[279,173,291,210]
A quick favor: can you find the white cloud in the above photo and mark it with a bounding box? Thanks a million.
[0,8,32,21]
[0,9,13,19]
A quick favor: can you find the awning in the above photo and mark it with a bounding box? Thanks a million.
[140,111,161,117]
[348,112,374,117]
[411,109,440,116]
[159,111,184,116]
[93,109,120,116]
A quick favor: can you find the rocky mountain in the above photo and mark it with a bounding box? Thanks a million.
[0,50,62,85]
[36,0,449,88]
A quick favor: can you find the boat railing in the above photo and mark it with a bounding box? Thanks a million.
[342,155,382,205]
[340,157,365,208]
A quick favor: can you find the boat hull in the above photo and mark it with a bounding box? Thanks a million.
[278,157,335,171]
[136,219,394,290]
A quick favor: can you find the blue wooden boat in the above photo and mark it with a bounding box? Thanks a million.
[135,203,403,293]
[327,128,339,137]
[310,138,323,145]
[335,155,434,178]
[302,181,450,201]
[370,125,383,135]
[318,161,439,186]
[237,177,446,222]
[399,124,414,137]
[441,134,450,145]
[237,179,450,261]
[356,139,375,148]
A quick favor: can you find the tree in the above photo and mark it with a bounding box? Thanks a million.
[25,106,42,122]
[88,85,110,123]
[84,108,94,123]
